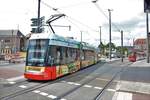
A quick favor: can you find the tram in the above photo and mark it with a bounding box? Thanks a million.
[24,33,98,80]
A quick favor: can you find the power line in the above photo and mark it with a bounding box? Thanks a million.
[40,1,98,32]
[92,3,121,32]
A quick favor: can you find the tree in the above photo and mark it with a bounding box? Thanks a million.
[106,42,116,51]
[98,42,106,56]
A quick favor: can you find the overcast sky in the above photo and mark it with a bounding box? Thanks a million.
[0,0,148,46]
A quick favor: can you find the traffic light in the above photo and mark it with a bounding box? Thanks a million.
[30,16,45,33]
[31,18,38,26]
[144,0,150,13]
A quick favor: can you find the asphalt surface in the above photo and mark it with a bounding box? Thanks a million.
[0,59,150,100]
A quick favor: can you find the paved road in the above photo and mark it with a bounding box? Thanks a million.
[113,59,150,100]
[0,60,128,100]
[0,63,25,79]
[0,59,150,100]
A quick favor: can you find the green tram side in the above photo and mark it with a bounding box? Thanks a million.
[24,33,99,80]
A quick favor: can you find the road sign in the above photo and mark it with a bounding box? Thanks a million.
[144,0,150,13]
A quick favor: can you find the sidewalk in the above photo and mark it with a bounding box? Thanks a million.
[130,59,150,67]
[0,60,10,66]
[113,59,150,100]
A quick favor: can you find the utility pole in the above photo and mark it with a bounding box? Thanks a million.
[108,9,112,60]
[146,11,150,63]
[121,30,123,62]
[99,26,102,45]
[37,0,41,33]
[80,31,83,67]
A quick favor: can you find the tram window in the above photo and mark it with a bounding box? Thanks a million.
[47,46,66,65]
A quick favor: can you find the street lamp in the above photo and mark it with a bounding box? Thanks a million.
[108,9,113,60]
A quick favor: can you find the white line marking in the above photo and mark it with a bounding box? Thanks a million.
[61,81,66,83]
[74,83,81,86]
[19,85,27,88]
[115,92,132,100]
[39,92,48,96]
[8,81,16,84]
[32,90,40,93]
[83,85,92,88]
[7,76,24,81]
[68,82,74,85]
[94,87,102,90]
[60,99,67,100]
[107,88,116,92]
[47,95,57,99]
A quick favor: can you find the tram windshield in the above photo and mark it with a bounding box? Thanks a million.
[26,39,48,66]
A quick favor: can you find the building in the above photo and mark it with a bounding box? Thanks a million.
[134,38,146,51]
[0,30,26,55]
[133,38,147,56]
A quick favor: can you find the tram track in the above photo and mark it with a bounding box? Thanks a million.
[0,79,28,90]
[51,60,132,100]
[94,60,133,100]
[0,60,132,100]
[0,62,104,100]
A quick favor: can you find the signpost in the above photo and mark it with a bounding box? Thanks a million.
[144,0,150,63]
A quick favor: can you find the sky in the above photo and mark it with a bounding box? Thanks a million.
[0,0,148,47]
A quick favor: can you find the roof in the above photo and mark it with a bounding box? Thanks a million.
[134,38,146,45]
[29,33,97,51]
[0,30,25,37]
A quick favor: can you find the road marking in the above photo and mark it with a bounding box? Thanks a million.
[8,81,16,84]
[96,78,118,83]
[74,83,81,86]
[94,87,102,90]
[107,88,116,92]
[7,75,24,81]
[67,82,74,85]
[39,92,48,96]
[19,85,27,88]
[60,99,67,100]
[32,90,41,93]
[83,85,92,88]
[114,92,132,100]
[61,81,66,83]
[47,95,57,99]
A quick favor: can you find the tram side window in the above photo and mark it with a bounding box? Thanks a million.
[47,46,65,66]
[47,46,80,65]
[84,50,94,61]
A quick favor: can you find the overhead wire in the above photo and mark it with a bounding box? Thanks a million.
[92,3,121,32]
[41,0,133,44]
[41,0,99,32]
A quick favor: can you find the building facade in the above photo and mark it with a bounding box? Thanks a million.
[133,38,147,56]
[0,30,26,55]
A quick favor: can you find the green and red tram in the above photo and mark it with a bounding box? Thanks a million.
[24,33,98,80]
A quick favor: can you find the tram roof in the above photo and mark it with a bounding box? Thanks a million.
[29,33,97,51]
